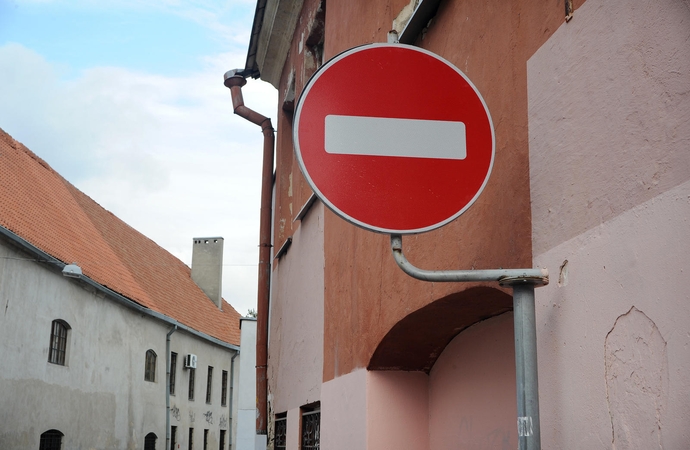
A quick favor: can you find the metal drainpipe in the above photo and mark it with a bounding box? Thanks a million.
[165,325,178,450]
[223,70,274,437]
[229,351,239,450]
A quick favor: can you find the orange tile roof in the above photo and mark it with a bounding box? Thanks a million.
[0,128,241,346]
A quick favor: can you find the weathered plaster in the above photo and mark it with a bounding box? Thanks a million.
[605,307,668,449]
[528,0,690,255]
[268,201,324,414]
[533,180,690,448]
[528,2,690,445]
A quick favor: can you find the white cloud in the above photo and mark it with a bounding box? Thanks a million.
[0,42,279,316]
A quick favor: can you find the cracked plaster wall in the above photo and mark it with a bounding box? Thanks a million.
[527,0,690,449]
[528,0,690,447]
[605,307,668,449]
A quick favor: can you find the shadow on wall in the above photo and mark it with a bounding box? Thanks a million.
[368,286,513,372]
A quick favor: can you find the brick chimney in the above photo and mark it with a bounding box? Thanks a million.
[191,237,224,309]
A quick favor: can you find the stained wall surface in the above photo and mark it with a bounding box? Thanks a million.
[528,0,690,446]
[267,201,325,415]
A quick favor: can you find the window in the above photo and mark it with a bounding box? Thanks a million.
[275,413,287,450]
[39,429,63,450]
[170,426,177,450]
[206,366,213,404]
[221,370,228,406]
[301,403,320,450]
[170,352,177,395]
[145,350,157,382]
[219,430,226,450]
[48,320,69,365]
[188,428,194,450]
[203,429,209,450]
[188,368,195,400]
[144,432,157,450]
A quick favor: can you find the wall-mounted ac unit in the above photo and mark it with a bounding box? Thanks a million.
[184,354,197,369]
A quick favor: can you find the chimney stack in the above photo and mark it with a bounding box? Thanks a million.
[191,237,224,309]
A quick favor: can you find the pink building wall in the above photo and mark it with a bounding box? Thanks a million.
[529,0,690,447]
[262,0,690,447]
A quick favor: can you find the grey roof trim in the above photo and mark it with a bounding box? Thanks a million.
[244,0,268,78]
[0,225,240,352]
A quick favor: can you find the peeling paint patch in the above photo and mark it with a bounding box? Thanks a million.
[605,307,667,449]
[392,0,420,34]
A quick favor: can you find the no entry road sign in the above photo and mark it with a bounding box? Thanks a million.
[293,43,495,234]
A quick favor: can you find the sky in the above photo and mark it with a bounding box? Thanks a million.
[0,0,279,316]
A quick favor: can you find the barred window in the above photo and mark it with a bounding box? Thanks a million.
[48,320,69,365]
[144,432,157,450]
[219,430,226,450]
[170,352,177,395]
[301,403,320,450]
[39,429,63,450]
[221,370,228,406]
[189,368,195,401]
[205,366,213,404]
[145,350,157,382]
[275,413,287,450]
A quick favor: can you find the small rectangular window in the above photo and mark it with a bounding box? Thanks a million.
[170,352,177,395]
[170,426,177,450]
[219,430,226,450]
[221,370,228,406]
[189,368,196,401]
[203,429,209,450]
[206,366,213,404]
[188,427,194,450]
[275,413,287,450]
[301,403,320,450]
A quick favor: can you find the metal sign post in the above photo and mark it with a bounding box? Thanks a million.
[391,235,547,450]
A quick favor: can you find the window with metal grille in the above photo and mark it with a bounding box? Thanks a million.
[170,352,177,395]
[144,432,157,450]
[206,366,213,404]
[301,403,320,450]
[274,413,287,450]
[145,350,157,382]
[221,370,228,406]
[189,368,195,400]
[170,426,177,450]
[39,429,63,450]
[188,427,194,450]
[219,430,226,450]
[48,320,69,365]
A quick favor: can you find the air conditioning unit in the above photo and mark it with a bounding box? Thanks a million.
[184,354,197,369]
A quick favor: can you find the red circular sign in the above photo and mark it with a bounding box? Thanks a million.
[294,44,494,234]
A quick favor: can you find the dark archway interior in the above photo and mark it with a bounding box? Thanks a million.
[368,286,512,373]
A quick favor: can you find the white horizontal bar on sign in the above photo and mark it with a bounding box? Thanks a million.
[324,115,466,160]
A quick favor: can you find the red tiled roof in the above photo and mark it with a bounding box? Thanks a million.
[0,128,241,346]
